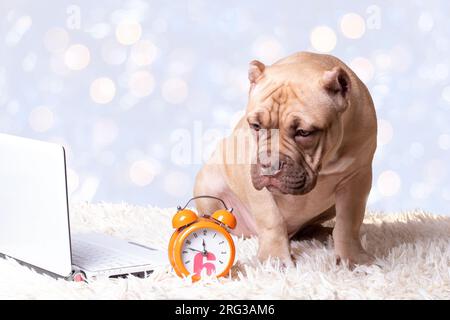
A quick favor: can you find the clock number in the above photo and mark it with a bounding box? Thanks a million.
[213,233,217,238]
[193,233,198,238]
[219,260,223,264]
[182,250,187,254]
[203,229,207,236]
[219,241,224,245]
[186,240,191,245]
[185,260,190,264]
[193,252,216,276]
[221,251,226,254]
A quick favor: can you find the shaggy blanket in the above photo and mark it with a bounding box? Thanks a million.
[0,203,449,300]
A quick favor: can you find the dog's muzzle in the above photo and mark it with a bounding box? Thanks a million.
[251,154,317,195]
[259,159,284,176]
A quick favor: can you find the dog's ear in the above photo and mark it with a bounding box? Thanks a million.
[321,66,350,113]
[248,60,265,85]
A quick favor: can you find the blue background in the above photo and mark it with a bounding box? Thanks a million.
[1,0,449,215]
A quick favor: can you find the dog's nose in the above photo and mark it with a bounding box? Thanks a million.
[260,160,284,176]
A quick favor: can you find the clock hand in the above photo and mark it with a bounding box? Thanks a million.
[188,246,208,257]
[202,239,208,255]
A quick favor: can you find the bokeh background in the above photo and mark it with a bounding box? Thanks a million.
[1,0,449,215]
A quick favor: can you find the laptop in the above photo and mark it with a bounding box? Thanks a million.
[0,133,167,281]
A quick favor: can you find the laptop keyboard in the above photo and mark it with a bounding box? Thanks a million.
[71,238,155,271]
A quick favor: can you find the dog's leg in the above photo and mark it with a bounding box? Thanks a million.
[333,166,374,266]
[251,191,294,268]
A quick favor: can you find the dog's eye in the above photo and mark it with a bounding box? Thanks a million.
[295,129,313,137]
[249,123,261,131]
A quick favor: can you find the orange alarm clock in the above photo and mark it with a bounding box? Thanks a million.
[168,196,237,281]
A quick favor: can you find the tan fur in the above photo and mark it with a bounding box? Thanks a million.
[194,52,377,267]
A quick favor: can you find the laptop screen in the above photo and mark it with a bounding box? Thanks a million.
[0,133,72,277]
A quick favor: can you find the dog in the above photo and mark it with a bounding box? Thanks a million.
[194,52,377,267]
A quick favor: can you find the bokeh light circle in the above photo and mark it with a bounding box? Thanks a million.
[129,160,157,187]
[64,44,90,70]
[350,57,375,83]
[252,36,284,63]
[310,26,337,53]
[131,40,158,66]
[340,13,366,39]
[90,77,116,104]
[377,170,401,197]
[129,70,155,97]
[44,27,69,53]
[115,21,142,45]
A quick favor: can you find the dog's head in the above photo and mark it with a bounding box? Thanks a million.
[246,57,351,195]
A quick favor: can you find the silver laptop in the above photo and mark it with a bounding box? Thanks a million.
[0,133,167,281]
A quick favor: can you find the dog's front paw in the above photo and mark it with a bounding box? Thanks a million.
[281,256,295,269]
[256,230,294,269]
[257,248,295,269]
[335,248,374,267]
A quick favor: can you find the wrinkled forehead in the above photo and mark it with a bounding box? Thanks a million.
[248,72,337,129]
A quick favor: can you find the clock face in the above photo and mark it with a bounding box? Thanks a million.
[181,227,232,277]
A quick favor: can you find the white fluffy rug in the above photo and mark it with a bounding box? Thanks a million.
[0,203,449,300]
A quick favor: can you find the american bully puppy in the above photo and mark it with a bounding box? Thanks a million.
[194,52,377,267]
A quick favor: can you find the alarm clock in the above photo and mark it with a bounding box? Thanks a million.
[168,196,237,281]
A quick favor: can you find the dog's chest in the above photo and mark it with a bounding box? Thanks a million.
[276,175,338,234]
